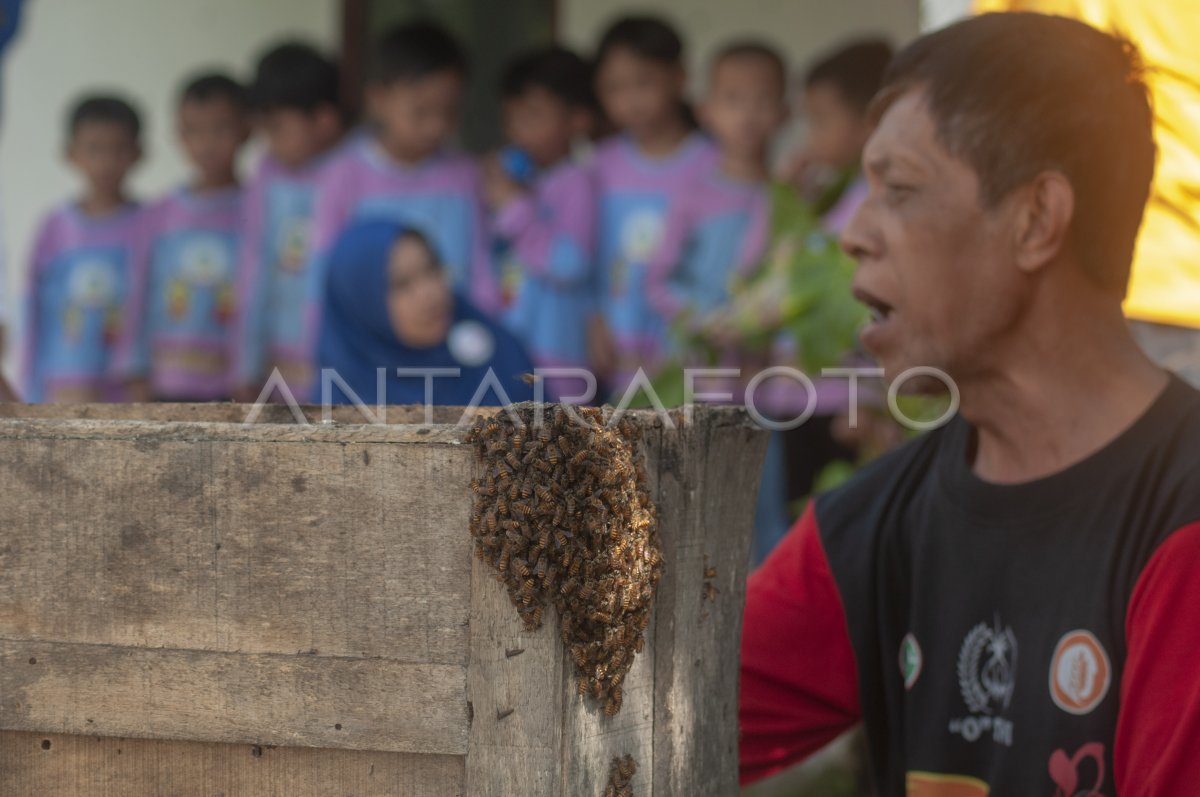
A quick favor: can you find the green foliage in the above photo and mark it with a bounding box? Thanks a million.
[631,181,867,408]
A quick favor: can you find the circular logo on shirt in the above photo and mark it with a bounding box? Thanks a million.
[447,320,495,368]
[619,209,665,262]
[1049,630,1111,715]
[67,259,119,306]
[900,633,923,690]
[180,238,232,286]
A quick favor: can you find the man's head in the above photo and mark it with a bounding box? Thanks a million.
[366,21,468,163]
[803,39,892,170]
[178,73,251,185]
[501,46,596,168]
[251,41,343,169]
[842,13,1156,382]
[700,42,788,163]
[66,95,143,199]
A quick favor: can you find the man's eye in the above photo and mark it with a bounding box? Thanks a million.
[885,184,915,203]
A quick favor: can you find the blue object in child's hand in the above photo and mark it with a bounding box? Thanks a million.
[500,147,536,184]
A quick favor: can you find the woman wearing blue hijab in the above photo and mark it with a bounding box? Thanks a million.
[315,219,536,407]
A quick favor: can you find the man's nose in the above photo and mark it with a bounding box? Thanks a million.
[840,202,874,262]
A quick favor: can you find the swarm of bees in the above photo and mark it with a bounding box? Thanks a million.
[603,754,637,797]
[467,404,662,717]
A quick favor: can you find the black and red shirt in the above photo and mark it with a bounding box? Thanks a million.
[740,375,1200,796]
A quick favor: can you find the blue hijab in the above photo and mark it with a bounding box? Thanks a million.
[315,220,536,407]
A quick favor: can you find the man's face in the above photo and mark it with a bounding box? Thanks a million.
[842,88,1028,383]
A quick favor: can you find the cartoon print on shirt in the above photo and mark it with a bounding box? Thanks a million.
[276,216,310,274]
[612,208,664,297]
[175,236,234,326]
[63,258,120,343]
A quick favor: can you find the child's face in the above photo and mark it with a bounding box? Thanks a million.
[179,97,249,182]
[68,121,141,198]
[596,47,685,138]
[387,235,452,348]
[700,57,787,161]
[503,87,585,168]
[367,71,464,163]
[258,106,341,170]
[803,81,872,170]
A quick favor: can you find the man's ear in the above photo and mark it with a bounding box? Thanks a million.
[1014,170,1074,275]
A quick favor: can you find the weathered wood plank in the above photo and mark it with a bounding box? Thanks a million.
[652,408,768,796]
[0,402,481,426]
[556,419,662,797]
[0,731,466,797]
[464,556,564,796]
[0,436,474,664]
[0,640,469,755]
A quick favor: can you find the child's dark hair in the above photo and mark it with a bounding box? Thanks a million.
[595,15,684,67]
[370,20,468,84]
[711,40,788,90]
[251,41,340,113]
[67,95,142,142]
[805,39,894,114]
[500,46,597,112]
[180,72,251,111]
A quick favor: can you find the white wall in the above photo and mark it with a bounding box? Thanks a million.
[0,0,339,382]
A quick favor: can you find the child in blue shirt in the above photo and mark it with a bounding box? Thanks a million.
[21,95,143,402]
[484,46,598,400]
[230,41,345,401]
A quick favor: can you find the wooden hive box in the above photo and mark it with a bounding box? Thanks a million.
[0,403,767,796]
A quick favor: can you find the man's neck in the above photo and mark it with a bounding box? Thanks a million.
[958,299,1168,485]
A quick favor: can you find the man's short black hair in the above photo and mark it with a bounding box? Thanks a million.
[251,41,340,113]
[805,39,894,114]
[500,46,596,112]
[180,72,250,111]
[67,94,142,142]
[710,40,788,92]
[874,12,1155,294]
[370,20,468,85]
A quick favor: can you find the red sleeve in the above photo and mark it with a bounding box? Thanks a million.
[1115,521,1200,795]
[739,504,862,785]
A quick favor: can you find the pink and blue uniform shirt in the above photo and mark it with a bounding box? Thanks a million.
[493,159,596,371]
[21,202,140,402]
[230,153,327,392]
[114,186,242,400]
[590,132,716,384]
